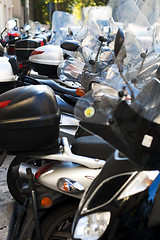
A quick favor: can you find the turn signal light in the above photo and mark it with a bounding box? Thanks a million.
[63,182,72,192]
[57,178,84,194]
[76,88,85,97]
[40,196,53,208]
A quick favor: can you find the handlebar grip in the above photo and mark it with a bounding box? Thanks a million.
[99,36,107,42]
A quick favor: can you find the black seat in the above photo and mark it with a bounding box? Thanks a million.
[71,135,115,160]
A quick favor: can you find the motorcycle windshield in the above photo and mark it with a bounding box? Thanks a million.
[30,21,42,35]
[49,11,81,45]
[74,0,160,169]
[76,5,117,62]
[57,6,117,86]
[99,0,160,92]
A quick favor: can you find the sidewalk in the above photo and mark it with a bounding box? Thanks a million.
[0,156,15,240]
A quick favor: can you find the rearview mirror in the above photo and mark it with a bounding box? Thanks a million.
[114,28,125,58]
[60,40,81,51]
[24,25,31,32]
[6,19,17,29]
[114,28,126,73]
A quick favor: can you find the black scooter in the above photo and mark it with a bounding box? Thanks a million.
[71,9,160,240]
[72,79,160,239]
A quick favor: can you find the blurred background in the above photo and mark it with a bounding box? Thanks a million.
[1,0,109,33]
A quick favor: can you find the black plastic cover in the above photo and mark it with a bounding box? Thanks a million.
[0,85,60,152]
[15,39,40,49]
[81,101,160,170]
[30,62,58,77]
[15,39,41,60]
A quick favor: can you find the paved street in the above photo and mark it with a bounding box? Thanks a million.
[0,155,15,240]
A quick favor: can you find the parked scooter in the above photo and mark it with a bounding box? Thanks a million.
[0,28,80,146]
[3,80,114,240]
[6,10,126,240]
[9,30,119,201]
[71,0,160,239]
[8,133,114,239]
[6,28,119,240]
[6,35,118,206]
[9,1,160,238]
[29,11,82,85]
[0,19,22,94]
[3,18,21,55]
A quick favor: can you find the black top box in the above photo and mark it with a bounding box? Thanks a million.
[0,85,60,153]
[15,39,41,60]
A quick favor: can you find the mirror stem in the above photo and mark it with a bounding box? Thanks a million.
[93,41,103,73]
[1,27,6,40]
[119,70,135,101]
[138,51,147,74]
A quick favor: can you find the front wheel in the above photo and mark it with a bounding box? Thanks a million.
[33,201,79,240]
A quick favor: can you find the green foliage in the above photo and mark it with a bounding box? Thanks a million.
[34,0,111,24]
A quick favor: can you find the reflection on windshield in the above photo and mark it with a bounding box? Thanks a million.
[49,11,81,45]
[75,0,160,126]
[73,0,160,170]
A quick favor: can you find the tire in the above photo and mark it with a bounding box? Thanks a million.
[7,155,43,204]
[33,200,79,240]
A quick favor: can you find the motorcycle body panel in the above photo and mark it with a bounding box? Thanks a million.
[37,160,102,199]
[101,173,160,239]
[0,57,16,82]
[0,57,17,94]
[29,45,64,77]
[72,153,160,239]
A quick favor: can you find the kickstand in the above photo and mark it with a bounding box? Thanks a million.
[26,167,43,240]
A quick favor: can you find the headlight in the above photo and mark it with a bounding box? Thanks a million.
[117,170,159,200]
[73,211,111,240]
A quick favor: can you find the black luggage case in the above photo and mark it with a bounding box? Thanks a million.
[0,85,60,152]
[15,39,41,60]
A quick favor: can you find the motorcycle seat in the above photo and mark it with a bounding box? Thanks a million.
[71,135,115,160]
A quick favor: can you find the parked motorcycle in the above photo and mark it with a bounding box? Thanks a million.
[71,0,160,239]
[5,18,120,240]
[6,34,118,205]
[3,18,21,55]
[4,82,114,240]
[10,29,119,203]
[8,1,160,239]
[0,19,22,94]
[29,11,81,84]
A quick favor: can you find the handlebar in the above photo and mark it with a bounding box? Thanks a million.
[0,37,19,47]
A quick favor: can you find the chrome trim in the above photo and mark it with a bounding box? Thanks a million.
[18,162,39,179]
[15,47,36,50]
